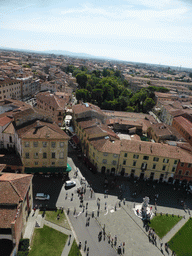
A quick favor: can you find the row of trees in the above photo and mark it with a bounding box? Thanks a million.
[65,65,169,113]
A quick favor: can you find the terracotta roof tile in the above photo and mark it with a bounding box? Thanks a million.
[0,207,18,228]
[0,116,12,127]
[17,120,69,139]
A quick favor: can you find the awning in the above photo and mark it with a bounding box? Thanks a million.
[25,163,71,174]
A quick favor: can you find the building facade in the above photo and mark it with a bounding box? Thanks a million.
[17,120,70,174]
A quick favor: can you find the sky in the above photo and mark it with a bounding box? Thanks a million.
[0,0,192,68]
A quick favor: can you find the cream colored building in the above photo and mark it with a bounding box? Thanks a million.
[0,78,21,100]
[17,120,70,174]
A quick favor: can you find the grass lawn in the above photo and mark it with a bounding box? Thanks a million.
[68,240,82,256]
[168,218,192,256]
[28,225,68,256]
[44,209,71,230]
[149,214,182,239]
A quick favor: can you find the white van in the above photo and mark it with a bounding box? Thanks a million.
[35,193,50,200]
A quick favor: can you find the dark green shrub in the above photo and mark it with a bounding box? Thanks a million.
[18,239,29,251]
[17,251,29,256]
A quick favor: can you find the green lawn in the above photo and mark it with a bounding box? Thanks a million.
[68,240,82,256]
[44,210,71,230]
[168,218,192,256]
[28,225,68,256]
[149,214,182,238]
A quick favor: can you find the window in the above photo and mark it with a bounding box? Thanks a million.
[25,152,29,159]
[25,142,29,147]
[141,162,147,170]
[103,152,108,156]
[34,152,38,159]
[133,154,139,159]
[174,160,178,165]
[178,170,182,175]
[51,142,56,148]
[43,152,47,159]
[180,162,184,167]
[59,152,64,159]
[188,164,192,168]
[185,171,189,176]
[52,162,55,165]
[123,160,126,165]
[133,161,136,166]
[162,165,166,171]
[163,158,169,163]
[9,136,12,143]
[143,156,149,160]
[52,152,56,159]
[33,142,38,147]
[124,153,127,157]
[112,160,117,165]
[153,157,159,162]
[102,159,107,164]
[42,142,47,148]
[113,154,118,158]
[172,167,176,172]
[60,142,64,148]
[35,162,38,166]
[152,164,156,169]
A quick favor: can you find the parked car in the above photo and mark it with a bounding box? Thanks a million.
[35,193,50,200]
[65,180,76,187]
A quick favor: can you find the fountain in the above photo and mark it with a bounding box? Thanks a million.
[133,196,153,220]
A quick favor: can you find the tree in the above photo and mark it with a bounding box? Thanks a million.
[92,89,103,105]
[76,89,90,102]
[189,73,192,78]
[143,98,155,113]
[76,72,88,89]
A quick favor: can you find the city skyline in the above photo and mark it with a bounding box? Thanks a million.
[0,0,192,68]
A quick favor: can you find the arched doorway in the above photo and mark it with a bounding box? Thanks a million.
[0,239,13,256]
[111,168,115,176]
[121,168,125,176]
[101,166,106,174]
[168,177,174,184]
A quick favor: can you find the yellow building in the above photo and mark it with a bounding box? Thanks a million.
[119,140,179,182]
[17,120,70,175]
[88,138,181,182]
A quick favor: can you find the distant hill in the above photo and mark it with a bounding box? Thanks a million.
[0,47,116,61]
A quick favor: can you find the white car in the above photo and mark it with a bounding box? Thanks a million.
[35,193,50,200]
[65,180,76,187]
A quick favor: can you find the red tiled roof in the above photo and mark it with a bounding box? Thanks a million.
[17,120,69,140]
[0,207,18,228]
[174,116,192,136]
[0,173,33,203]
[0,116,12,127]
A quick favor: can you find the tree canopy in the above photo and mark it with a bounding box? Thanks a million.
[65,65,168,113]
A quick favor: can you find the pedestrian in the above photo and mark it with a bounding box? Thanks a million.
[123,242,125,254]
[154,235,157,246]
[86,202,88,209]
[79,241,81,249]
